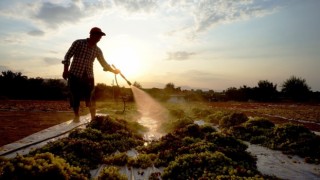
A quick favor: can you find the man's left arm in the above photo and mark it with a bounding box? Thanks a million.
[97,49,119,74]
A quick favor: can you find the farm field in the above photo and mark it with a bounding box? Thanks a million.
[0,100,319,147]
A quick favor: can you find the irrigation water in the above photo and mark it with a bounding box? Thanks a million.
[131,86,168,141]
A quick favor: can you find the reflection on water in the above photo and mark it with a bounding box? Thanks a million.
[131,86,168,141]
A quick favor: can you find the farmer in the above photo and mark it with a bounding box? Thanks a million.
[62,27,119,122]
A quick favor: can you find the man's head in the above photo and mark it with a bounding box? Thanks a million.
[90,27,106,36]
[89,27,106,44]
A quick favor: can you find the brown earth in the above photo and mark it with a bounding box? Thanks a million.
[0,100,87,147]
[207,102,320,131]
[0,100,319,147]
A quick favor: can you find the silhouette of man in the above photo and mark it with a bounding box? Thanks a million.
[62,27,119,122]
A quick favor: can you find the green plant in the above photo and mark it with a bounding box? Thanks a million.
[0,152,87,180]
[97,166,127,180]
[128,153,157,169]
[219,112,248,129]
[206,111,230,124]
[103,152,129,166]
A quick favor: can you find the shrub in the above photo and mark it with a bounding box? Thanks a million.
[219,112,248,129]
[267,123,320,163]
[206,111,230,124]
[97,166,127,180]
[0,152,87,180]
[162,151,260,179]
[128,153,157,169]
[192,107,212,118]
[103,152,129,166]
[244,117,275,129]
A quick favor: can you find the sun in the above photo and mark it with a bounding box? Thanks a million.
[107,45,142,79]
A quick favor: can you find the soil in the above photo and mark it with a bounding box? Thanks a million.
[0,100,88,147]
[0,100,319,147]
[206,102,320,131]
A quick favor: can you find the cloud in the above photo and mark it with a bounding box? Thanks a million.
[43,57,61,65]
[193,0,281,32]
[0,1,108,29]
[33,1,93,28]
[114,0,158,14]
[28,29,45,36]
[166,51,196,61]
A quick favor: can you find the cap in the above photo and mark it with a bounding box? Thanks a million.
[90,27,106,36]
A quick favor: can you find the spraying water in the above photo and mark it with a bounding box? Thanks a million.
[131,86,168,141]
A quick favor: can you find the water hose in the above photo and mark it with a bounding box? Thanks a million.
[112,64,132,113]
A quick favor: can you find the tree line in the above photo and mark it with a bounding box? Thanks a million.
[0,70,319,102]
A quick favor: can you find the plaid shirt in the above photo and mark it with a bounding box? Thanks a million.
[62,39,112,78]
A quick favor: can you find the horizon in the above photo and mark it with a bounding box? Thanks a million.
[1,1,319,91]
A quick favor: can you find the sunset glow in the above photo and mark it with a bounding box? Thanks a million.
[0,1,319,91]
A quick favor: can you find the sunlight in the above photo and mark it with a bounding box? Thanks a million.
[106,41,143,79]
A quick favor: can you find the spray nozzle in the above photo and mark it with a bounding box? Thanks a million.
[112,64,132,86]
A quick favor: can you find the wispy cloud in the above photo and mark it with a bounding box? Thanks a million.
[193,0,280,32]
[114,0,158,14]
[28,29,45,36]
[166,51,196,61]
[43,57,60,65]
[0,0,107,29]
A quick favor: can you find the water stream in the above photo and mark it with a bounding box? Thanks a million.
[131,86,168,141]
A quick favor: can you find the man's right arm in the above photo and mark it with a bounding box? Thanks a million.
[62,40,79,79]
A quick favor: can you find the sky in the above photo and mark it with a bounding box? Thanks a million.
[0,0,319,91]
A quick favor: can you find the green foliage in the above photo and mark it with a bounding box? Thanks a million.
[128,153,157,169]
[0,152,87,180]
[162,151,260,180]
[103,152,129,166]
[228,117,320,164]
[192,107,212,118]
[169,108,186,119]
[137,123,265,179]
[267,123,320,163]
[206,111,230,124]
[219,112,248,129]
[97,166,127,180]
[29,115,145,177]
[88,116,144,138]
[162,116,194,133]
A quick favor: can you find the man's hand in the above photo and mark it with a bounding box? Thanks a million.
[62,70,69,80]
[113,69,120,74]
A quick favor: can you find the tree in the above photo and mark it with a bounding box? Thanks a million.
[255,80,278,101]
[133,81,142,88]
[164,82,175,93]
[281,76,311,102]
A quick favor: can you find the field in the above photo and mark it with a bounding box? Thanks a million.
[0,100,319,147]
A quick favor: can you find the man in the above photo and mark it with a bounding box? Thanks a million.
[62,27,119,122]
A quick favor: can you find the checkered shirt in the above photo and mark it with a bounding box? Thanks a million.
[62,39,112,78]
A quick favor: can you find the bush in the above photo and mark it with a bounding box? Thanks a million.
[0,152,87,180]
[267,123,320,163]
[219,112,248,129]
[103,152,129,166]
[206,111,230,125]
[162,151,260,179]
[244,117,275,129]
[97,166,127,180]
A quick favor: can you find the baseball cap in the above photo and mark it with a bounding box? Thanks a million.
[90,27,106,36]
